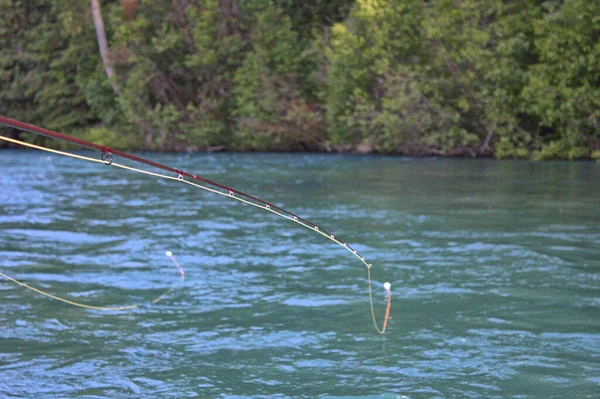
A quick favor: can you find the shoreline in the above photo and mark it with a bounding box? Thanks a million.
[2,144,599,162]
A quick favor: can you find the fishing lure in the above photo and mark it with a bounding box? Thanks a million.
[0,116,391,334]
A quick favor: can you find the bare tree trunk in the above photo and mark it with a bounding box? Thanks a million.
[479,118,497,155]
[90,0,159,149]
[90,0,121,95]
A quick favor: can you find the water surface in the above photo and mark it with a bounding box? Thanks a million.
[1,152,599,398]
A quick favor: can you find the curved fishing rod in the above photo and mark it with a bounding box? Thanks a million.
[0,115,391,334]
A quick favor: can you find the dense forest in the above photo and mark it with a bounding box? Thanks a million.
[1,0,598,159]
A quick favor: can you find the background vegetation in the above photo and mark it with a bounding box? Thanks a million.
[1,0,598,159]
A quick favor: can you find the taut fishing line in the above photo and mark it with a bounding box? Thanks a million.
[0,116,391,334]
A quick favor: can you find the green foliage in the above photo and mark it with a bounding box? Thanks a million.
[324,0,425,148]
[0,0,99,133]
[494,129,533,159]
[0,0,45,125]
[534,140,589,161]
[232,5,324,151]
[521,0,599,159]
[420,0,545,158]
[74,125,141,150]
[28,0,103,132]
[0,0,598,158]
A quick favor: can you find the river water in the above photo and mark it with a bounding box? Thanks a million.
[0,151,598,399]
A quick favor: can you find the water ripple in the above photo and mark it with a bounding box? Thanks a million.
[1,153,599,398]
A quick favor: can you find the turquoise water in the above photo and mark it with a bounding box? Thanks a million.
[0,152,599,398]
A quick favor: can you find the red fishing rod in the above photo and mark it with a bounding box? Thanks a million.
[0,115,392,333]
[0,116,332,242]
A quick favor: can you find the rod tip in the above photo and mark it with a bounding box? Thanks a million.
[166,251,173,257]
[383,282,391,291]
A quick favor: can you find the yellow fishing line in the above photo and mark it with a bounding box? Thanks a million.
[0,250,184,311]
[0,271,138,311]
[0,134,390,333]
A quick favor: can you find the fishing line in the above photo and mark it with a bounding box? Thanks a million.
[0,122,391,333]
[152,251,185,304]
[0,251,184,311]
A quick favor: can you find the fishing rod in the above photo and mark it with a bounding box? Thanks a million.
[0,115,392,334]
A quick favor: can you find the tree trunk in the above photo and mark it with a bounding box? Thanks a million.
[90,0,121,95]
[90,0,157,149]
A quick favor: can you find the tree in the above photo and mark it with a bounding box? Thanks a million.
[91,0,119,96]
[521,0,600,159]
[2,0,598,157]
[232,4,323,150]
[0,0,47,143]
[324,0,430,152]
